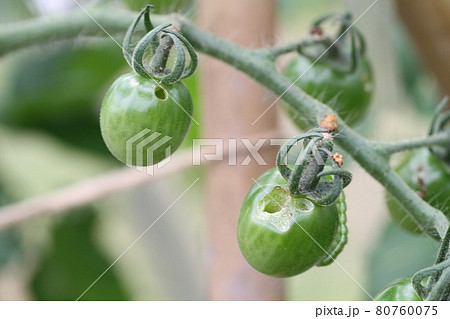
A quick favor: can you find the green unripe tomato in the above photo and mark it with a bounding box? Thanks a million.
[237,168,346,278]
[100,73,193,166]
[375,277,422,301]
[283,54,374,128]
[386,148,450,237]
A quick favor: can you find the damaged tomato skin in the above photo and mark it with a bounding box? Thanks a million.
[237,168,344,278]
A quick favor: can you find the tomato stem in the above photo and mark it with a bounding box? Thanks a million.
[412,227,450,300]
[373,131,450,156]
[428,228,450,300]
[257,38,325,59]
[427,267,450,300]
[288,136,324,194]
[131,22,171,77]
[297,138,331,191]
[150,34,174,74]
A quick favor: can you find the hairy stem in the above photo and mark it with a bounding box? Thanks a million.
[256,38,324,58]
[0,11,134,55]
[427,267,450,301]
[150,34,174,74]
[374,131,450,155]
[0,9,448,238]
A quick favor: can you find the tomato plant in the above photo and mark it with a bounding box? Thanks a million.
[375,277,422,301]
[386,148,450,237]
[1,2,450,302]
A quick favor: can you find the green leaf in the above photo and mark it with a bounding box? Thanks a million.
[29,207,130,300]
[365,220,439,300]
[0,41,126,156]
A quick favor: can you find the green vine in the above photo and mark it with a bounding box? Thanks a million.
[0,9,448,240]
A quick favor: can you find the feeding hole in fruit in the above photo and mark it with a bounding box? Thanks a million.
[258,187,290,213]
[256,187,292,232]
[291,197,314,213]
[154,86,168,100]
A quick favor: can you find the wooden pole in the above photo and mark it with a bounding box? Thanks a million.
[396,0,450,97]
[198,0,283,300]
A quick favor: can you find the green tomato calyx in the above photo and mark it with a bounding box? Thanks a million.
[298,12,367,74]
[277,127,352,206]
[428,97,450,164]
[122,5,198,84]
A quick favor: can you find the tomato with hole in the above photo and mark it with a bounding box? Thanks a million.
[100,73,193,166]
[237,168,346,277]
[283,55,374,128]
[386,148,450,237]
[375,277,422,301]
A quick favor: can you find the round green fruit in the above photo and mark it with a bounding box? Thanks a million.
[237,168,346,277]
[283,54,374,128]
[375,277,422,301]
[386,148,450,236]
[100,73,193,166]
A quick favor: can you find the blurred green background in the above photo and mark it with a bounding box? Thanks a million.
[0,0,442,300]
